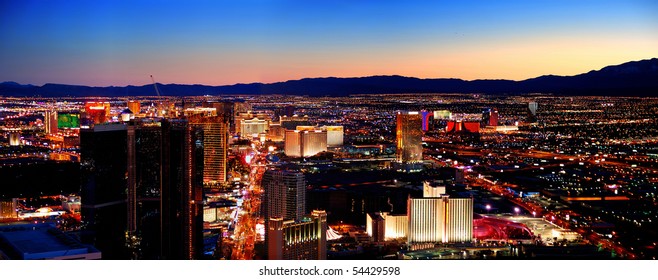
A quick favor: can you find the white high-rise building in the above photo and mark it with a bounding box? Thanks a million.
[407,197,473,244]
[407,183,473,244]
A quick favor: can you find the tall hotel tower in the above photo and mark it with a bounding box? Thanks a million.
[186,108,228,187]
[261,169,306,222]
[261,170,328,260]
[407,183,473,244]
[395,111,423,171]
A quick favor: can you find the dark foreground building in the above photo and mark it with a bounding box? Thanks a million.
[81,119,204,259]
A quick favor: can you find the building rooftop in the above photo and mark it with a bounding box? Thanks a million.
[0,223,101,260]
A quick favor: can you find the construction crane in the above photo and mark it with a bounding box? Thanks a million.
[150,75,166,117]
[150,75,162,98]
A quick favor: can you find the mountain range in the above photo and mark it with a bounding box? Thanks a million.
[2,58,657,97]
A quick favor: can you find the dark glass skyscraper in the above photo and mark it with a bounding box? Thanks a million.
[126,118,204,260]
[80,123,129,260]
[82,119,204,260]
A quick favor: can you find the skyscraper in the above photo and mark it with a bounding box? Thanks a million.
[127,101,141,115]
[395,111,423,164]
[126,118,204,259]
[188,113,228,187]
[82,120,203,260]
[261,169,306,222]
[407,184,473,244]
[80,123,129,259]
[44,111,58,135]
[262,169,309,259]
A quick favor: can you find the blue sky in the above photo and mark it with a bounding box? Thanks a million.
[1,0,656,86]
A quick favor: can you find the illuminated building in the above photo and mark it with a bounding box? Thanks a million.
[0,199,18,220]
[0,223,101,260]
[395,111,423,165]
[294,125,343,147]
[407,183,473,244]
[433,110,452,120]
[84,102,111,125]
[57,113,80,129]
[366,212,408,242]
[482,108,498,127]
[80,123,129,259]
[267,210,327,260]
[127,101,140,115]
[423,181,446,198]
[284,129,327,157]
[126,118,204,259]
[446,121,480,134]
[421,110,432,131]
[120,108,133,122]
[322,126,344,147]
[8,130,20,146]
[266,123,285,141]
[240,117,269,138]
[261,169,306,222]
[235,111,269,135]
[44,111,58,134]
[187,112,228,187]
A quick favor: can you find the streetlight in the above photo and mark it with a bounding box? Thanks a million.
[514,207,520,215]
[485,204,491,215]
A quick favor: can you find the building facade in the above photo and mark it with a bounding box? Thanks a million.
[44,111,58,134]
[188,113,228,187]
[261,169,306,222]
[395,111,423,163]
[267,210,327,260]
[366,212,408,242]
[80,123,129,259]
[126,118,204,260]
[284,130,327,157]
[407,197,473,244]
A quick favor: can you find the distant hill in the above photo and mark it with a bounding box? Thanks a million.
[2,58,657,97]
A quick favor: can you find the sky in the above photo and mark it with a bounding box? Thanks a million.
[1,0,657,86]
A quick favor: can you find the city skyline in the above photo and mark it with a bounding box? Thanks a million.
[2,0,657,86]
[3,0,658,268]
